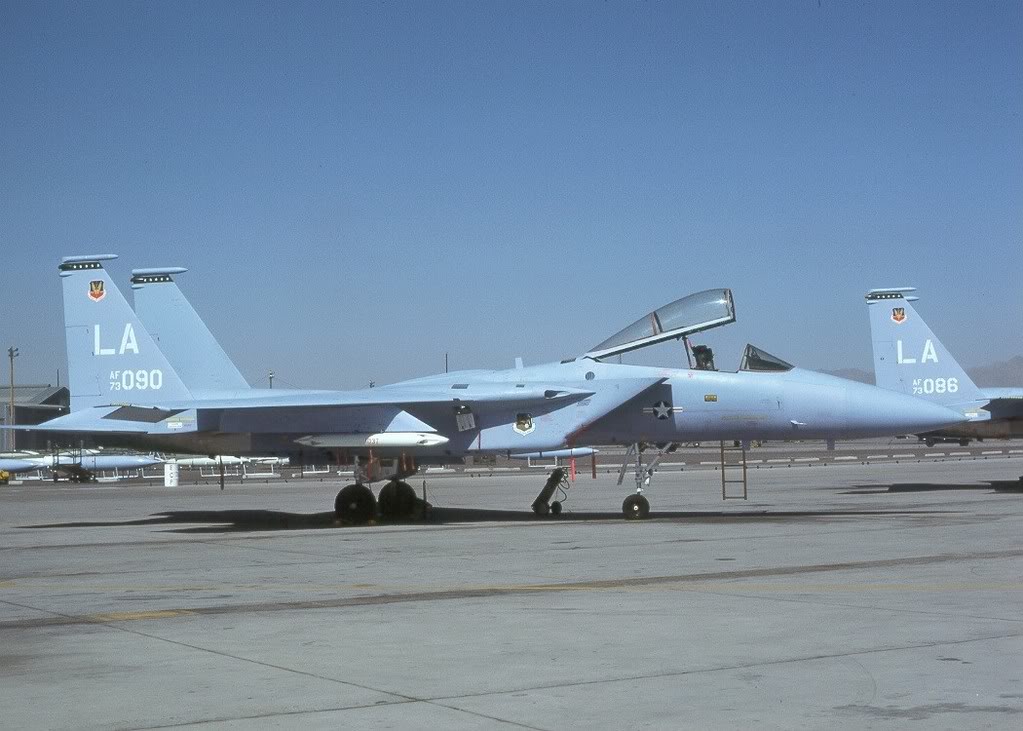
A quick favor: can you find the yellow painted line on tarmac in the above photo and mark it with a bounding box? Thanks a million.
[89,609,196,622]
[497,584,1023,592]
[1,582,386,593]
[0,581,15,588]
[666,582,1023,594]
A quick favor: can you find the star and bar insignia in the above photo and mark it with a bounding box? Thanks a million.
[642,400,675,420]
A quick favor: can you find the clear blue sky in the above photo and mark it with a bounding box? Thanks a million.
[2,1,1020,389]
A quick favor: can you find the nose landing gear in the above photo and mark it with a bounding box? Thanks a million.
[616,442,678,519]
[622,493,650,520]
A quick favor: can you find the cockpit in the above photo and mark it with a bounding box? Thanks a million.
[681,343,792,373]
[587,288,794,374]
[738,344,793,372]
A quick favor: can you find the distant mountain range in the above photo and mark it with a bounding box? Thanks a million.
[824,355,1023,387]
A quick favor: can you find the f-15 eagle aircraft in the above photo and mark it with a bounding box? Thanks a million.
[866,287,1022,445]
[20,255,964,521]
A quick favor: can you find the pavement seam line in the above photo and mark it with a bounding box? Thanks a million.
[118,696,551,731]
[100,627,551,731]
[3,548,1021,630]
[425,631,1023,703]
[689,587,1023,624]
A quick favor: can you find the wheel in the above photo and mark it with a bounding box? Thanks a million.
[925,438,935,447]
[532,501,550,517]
[334,483,376,524]
[959,439,970,447]
[622,494,650,520]
[550,501,563,516]
[377,480,418,520]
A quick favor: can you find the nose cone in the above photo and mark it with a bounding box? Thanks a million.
[847,383,967,437]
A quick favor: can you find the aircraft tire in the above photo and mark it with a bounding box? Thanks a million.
[532,501,550,517]
[550,501,563,516]
[622,494,650,520]
[377,480,417,520]
[335,484,376,524]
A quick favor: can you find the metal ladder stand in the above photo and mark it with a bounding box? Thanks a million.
[719,441,748,500]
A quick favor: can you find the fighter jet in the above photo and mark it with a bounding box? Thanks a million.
[866,287,1023,445]
[17,255,965,521]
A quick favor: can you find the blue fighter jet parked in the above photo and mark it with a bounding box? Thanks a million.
[18,255,965,521]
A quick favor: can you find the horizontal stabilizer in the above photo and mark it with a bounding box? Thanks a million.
[16,407,153,434]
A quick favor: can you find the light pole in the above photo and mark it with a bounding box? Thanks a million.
[8,347,18,452]
[268,370,275,389]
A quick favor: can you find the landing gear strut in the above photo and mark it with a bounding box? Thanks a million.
[616,442,678,519]
[532,468,569,517]
[334,483,376,524]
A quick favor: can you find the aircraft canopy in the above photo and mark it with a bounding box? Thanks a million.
[587,288,735,360]
[738,344,793,372]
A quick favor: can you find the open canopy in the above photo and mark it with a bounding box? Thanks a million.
[586,289,735,360]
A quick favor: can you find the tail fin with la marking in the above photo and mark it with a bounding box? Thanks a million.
[131,267,250,392]
[60,255,192,410]
[865,288,985,408]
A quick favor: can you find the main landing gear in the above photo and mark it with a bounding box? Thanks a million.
[334,483,376,524]
[333,479,425,524]
[377,480,418,520]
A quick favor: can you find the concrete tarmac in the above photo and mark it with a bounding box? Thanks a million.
[1,456,1021,729]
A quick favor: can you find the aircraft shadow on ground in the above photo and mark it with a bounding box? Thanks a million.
[843,480,1023,495]
[21,505,948,534]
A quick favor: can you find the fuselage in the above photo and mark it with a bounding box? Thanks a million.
[76,358,965,461]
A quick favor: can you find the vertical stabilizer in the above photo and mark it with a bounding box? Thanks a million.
[60,256,192,409]
[865,288,985,408]
[132,268,250,392]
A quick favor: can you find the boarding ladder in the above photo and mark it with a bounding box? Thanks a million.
[719,441,748,500]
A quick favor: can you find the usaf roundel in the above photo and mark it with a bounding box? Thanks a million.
[643,401,673,420]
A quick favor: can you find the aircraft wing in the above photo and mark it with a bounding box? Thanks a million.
[21,377,671,458]
[21,383,600,437]
[153,383,596,411]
